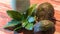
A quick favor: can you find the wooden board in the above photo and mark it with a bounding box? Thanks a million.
[0,0,60,34]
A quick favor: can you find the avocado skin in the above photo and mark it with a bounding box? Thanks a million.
[36,2,54,21]
[34,20,54,32]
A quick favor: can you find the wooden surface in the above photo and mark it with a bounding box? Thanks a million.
[0,0,60,34]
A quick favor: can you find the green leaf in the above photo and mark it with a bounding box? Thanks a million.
[7,10,23,21]
[28,16,36,23]
[25,4,37,18]
[25,23,34,30]
[22,20,28,27]
[4,20,21,28]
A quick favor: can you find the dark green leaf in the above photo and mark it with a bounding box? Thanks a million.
[25,4,37,18]
[4,20,21,28]
[7,10,23,21]
[25,23,34,30]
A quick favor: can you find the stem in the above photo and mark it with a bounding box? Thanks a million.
[14,26,22,31]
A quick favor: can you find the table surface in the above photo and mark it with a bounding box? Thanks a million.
[0,0,60,34]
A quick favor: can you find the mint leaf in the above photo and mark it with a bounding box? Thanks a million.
[25,23,34,30]
[7,10,23,21]
[28,16,36,23]
[4,20,21,28]
[25,4,37,18]
[22,20,28,27]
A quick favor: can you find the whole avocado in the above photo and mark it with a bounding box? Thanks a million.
[36,2,54,21]
[34,20,54,32]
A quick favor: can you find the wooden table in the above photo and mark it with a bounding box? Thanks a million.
[0,0,60,34]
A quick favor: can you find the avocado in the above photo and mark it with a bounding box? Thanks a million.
[34,20,54,32]
[36,2,54,21]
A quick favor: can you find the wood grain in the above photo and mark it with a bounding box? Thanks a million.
[0,0,60,34]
